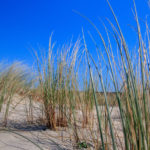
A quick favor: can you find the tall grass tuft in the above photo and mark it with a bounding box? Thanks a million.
[0,61,33,126]
[35,34,81,130]
[80,0,150,149]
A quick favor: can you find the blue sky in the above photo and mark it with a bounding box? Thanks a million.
[0,0,150,65]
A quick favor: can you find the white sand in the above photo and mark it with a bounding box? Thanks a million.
[0,95,123,150]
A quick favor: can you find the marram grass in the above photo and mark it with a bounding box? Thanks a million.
[0,0,149,150]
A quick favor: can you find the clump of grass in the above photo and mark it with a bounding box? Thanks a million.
[0,61,33,126]
[35,34,81,130]
[80,0,150,149]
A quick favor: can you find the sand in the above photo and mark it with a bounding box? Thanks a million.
[0,94,123,150]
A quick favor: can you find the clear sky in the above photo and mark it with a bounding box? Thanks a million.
[0,0,150,65]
